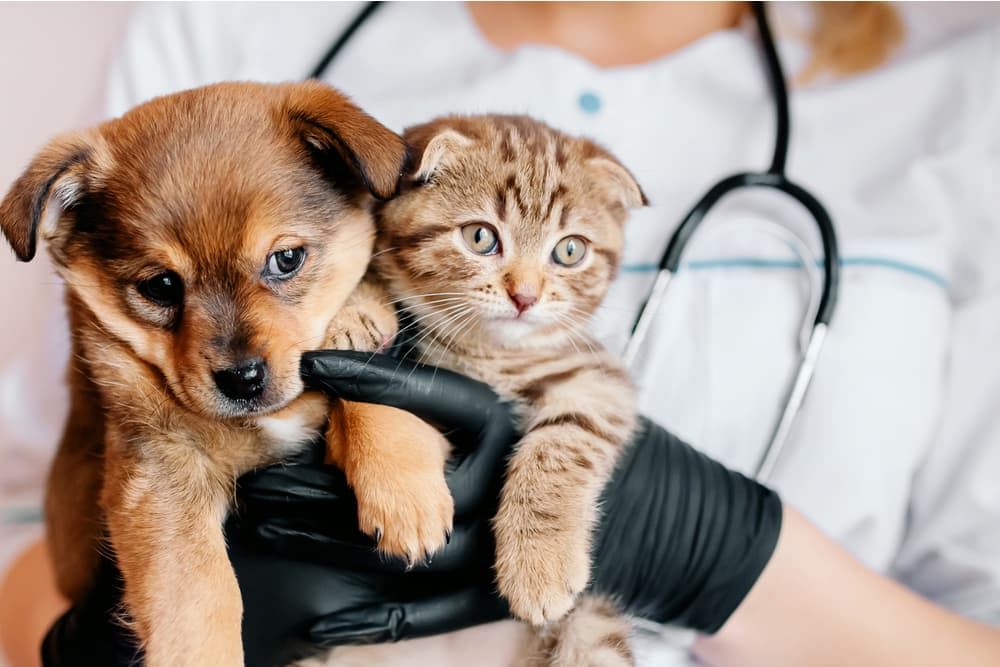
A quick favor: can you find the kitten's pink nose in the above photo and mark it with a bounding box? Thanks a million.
[509,291,537,314]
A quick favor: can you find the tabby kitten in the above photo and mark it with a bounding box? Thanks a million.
[370,115,646,666]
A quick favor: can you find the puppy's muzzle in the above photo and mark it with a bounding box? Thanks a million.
[213,359,268,402]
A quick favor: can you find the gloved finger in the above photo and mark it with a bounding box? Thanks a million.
[307,582,510,646]
[301,350,518,516]
[445,418,511,518]
[235,453,352,512]
[242,512,493,574]
[301,350,512,439]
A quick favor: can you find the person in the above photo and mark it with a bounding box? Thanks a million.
[2,2,999,666]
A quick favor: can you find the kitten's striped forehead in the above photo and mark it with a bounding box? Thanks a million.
[459,116,621,242]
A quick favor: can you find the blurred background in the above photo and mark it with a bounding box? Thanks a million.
[0,2,133,201]
[0,0,132,587]
[0,0,133,370]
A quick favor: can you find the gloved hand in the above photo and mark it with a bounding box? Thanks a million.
[239,352,784,648]
[42,351,518,667]
[233,352,519,665]
[42,351,783,666]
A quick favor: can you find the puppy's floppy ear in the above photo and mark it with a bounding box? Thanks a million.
[587,155,648,211]
[0,131,105,262]
[282,81,406,200]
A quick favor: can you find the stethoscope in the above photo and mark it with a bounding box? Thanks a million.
[309,1,839,481]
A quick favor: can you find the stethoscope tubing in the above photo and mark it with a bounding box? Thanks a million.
[626,171,839,352]
[623,4,840,480]
[309,1,841,482]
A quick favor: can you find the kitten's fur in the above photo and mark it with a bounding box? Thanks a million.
[367,115,645,666]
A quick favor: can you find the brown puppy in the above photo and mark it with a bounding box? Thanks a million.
[0,81,452,666]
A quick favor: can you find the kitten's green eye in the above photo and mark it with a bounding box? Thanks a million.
[552,236,588,267]
[461,223,500,255]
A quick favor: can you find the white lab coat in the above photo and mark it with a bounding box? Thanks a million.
[1,2,998,665]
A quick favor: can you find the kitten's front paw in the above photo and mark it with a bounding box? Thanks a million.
[494,504,591,626]
[325,305,397,352]
[354,465,454,567]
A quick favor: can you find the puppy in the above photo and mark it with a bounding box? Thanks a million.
[0,81,452,665]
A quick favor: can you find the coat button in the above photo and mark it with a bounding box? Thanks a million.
[578,91,602,114]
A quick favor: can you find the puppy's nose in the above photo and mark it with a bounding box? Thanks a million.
[213,359,268,401]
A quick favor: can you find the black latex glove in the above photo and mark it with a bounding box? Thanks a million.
[42,351,783,666]
[240,352,784,646]
[42,352,518,667]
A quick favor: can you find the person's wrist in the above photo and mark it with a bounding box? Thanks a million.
[589,417,783,633]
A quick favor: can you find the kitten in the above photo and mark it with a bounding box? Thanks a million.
[358,114,646,666]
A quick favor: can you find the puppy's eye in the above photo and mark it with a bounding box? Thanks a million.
[265,247,307,279]
[461,224,500,256]
[137,271,184,307]
[552,236,588,267]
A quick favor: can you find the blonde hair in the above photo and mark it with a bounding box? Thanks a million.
[796,2,906,83]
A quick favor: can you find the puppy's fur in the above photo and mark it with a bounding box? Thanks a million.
[0,81,450,665]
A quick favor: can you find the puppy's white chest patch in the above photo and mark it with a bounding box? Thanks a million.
[256,412,321,455]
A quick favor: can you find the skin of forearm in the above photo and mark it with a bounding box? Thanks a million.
[0,540,67,667]
[692,506,1000,667]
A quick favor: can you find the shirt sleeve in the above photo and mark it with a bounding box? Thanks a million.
[890,25,1000,623]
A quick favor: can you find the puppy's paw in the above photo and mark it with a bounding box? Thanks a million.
[325,305,397,352]
[494,502,591,626]
[354,464,454,566]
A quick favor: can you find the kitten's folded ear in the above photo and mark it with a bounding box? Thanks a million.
[588,156,648,211]
[282,81,406,200]
[0,130,106,262]
[402,118,477,183]
[412,130,472,182]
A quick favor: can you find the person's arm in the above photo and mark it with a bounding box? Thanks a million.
[36,351,1000,666]
[246,351,1000,666]
[695,506,1000,667]
[700,102,1000,664]
[0,541,66,667]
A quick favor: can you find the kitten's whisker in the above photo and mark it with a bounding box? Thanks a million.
[403,306,473,381]
[395,303,470,366]
[555,311,601,358]
[370,246,399,259]
[551,312,584,355]
[395,302,469,338]
[382,291,465,306]
[418,306,472,349]
[433,307,478,360]
[425,309,478,384]
[592,302,633,314]
[388,297,468,315]
[382,297,467,310]
[389,289,466,298]
[429,315,473,384]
